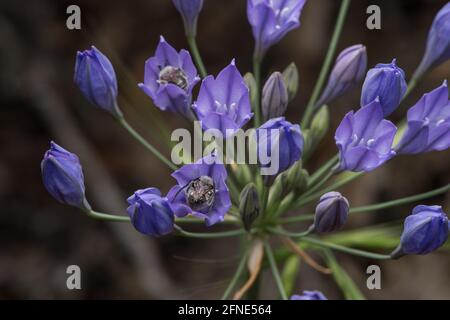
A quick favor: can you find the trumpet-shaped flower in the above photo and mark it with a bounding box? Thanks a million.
[247,0,307,57]
[335,100,397,172]
[193,60,253,138]
[396,81,450,154]
[167,154,231,226]
[139,36,200,119]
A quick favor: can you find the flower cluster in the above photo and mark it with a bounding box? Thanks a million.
[41,0,450,300]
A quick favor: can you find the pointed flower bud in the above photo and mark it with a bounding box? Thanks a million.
[303,105,330,159]
[244,72,258,109]
[41,142,89,209]
[335,100,397,172]
[282,63,299,102]
[316,45,367,107]
[396,81,450,154]
[239,183,260,231]
[247,0,307,58]
[283,161,308,196]
[262,72,289,121]
[74,46,121,117]
[172,0,204,37]
[311,191,349,233]
[391,205,449,259]
[291,291,327,300]
[127,188,174,237]
[139,36,200,120]
[414,3,450,79]
[361,59,407,117]
[257,117,304,177]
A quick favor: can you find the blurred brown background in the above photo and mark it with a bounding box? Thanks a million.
[0,0,449,299]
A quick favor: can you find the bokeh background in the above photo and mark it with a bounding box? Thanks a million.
[0,0,449,299]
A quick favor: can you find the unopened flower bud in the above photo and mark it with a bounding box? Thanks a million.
[312,191,349,233]
[414,3,450,79]
[316,44,367,107]
[282,161,308,196]
[41,141,90,210]
[391,205,449,259]
[282,63,299,102]
[74,46,122,117]
[262,72,289,121]
[239,183,260,231]
[172,0,204,37]
[257,117,304,178]
[361,59,407,116]
[303,105,330,160]
[244,72,258,110]
[127,188,174,237]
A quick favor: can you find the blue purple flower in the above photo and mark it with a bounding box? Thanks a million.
[396,81,450,154]
[74,46,121,117]
[312,191,349,233]
[167,154,231,226]
[335,99,397,172]
[247,0,307,58]
[361,59,407,117]
[41,142,89,209]
[414,3,450,78]
[193,60,253,138]
[316,44,367,107]
[127,188,174,237]
[291,291,327,300]
[391,205,449,258]
[257,117,303,177]
[138,36,200,120]
[172,0,204,37]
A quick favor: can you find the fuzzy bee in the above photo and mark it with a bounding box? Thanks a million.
[174,176,216,212]
[157,66,188,90]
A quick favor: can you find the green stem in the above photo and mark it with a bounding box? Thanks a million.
[85,209,240,224]
[279,183,450,224]
[174,225,244,239]
[293,172,362,210]
[351,183,450,213]
[308,155,339,186]
[301,0,351,128]
[268,226,313,238]
[304,169,335,198]
[221,249,249,300]
[302,237,391,260]
[118,117,177,171]
[264,240,288,300]
[261,185,269,214]
[253,55,262,127]
[278,214,315,224]
[85,209,130,222]
[187,36,207,78]
[403,76,420,102]
[227,175,241,205]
